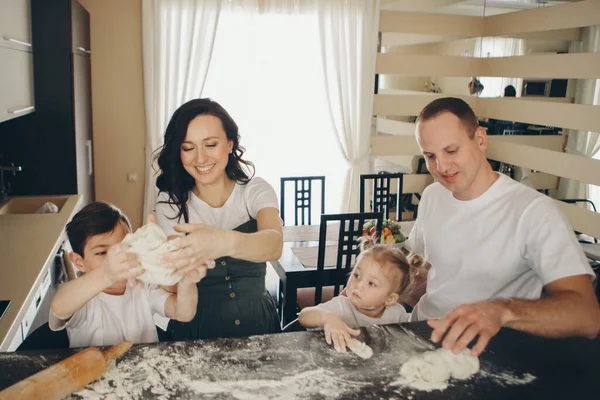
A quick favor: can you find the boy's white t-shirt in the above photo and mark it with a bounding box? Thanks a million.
[155,177,279,234]
[317,296,410,328]
[408,173,594,322]
[49,280,171,348]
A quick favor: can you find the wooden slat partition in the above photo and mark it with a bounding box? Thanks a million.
[403,174,434,194]
[374,94,600,134]
[478,98,600,134]
[371,135,421,156]
[529,172,559,190]
[382,28,580,48]
[377,53,600,80]
[379,11,483,36]
[486,141,600,187]
[374,93,474,116]
[484,0,600,37]
[381,0,466,12]
[376,54,479,76]
[508,28,581,42]
[371,135,565,156]
[376,117,416,136]
[372,172,556,197]
[376,0,600,239]
[380,2,598,39]
[555,200,600,239]
[480,53,600,80]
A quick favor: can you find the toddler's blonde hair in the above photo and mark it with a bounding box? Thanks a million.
[356,235,426,295]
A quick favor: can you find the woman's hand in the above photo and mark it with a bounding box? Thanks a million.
[161,223,227,273]
[323,314,361,353]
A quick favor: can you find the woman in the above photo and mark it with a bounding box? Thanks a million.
[154,98,283,340]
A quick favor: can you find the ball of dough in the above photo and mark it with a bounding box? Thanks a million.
[347,338,373,359]
[122,222,182,286]
[400,348,479,383]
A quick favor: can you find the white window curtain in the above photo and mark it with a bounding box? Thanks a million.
[200,0,349,221]
[475,37,524,98]
[141,0,221,219]
[316,0,380,212]
[142,0,380,219]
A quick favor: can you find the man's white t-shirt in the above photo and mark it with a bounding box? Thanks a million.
[49,281,171,348]
[317,296,410,328]
[408,173,594,321]
[155,177,279,234]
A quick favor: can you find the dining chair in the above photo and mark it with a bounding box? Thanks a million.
[312,212,384,305]
[560,199,598,243]
[280,176,325,226]
[359,172,404,221]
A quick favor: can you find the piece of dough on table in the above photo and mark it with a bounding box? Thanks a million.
[400,348,479,383]
[346,338,373,359]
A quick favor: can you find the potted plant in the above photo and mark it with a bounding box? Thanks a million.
[363,219,406,245]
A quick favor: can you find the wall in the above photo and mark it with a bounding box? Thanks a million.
[79,0,146,228]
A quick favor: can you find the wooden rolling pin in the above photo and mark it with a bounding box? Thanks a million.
[0,341,132,400]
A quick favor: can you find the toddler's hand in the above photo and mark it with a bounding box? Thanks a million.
[323,315,361,353]
[102,243,142,284]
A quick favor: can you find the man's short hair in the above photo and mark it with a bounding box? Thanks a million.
[66,201,131,256]
[416,97,479,138]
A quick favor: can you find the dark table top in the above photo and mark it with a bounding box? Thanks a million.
[1,322,599,399]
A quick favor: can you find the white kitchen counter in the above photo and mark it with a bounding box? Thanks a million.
[0,195,81,351]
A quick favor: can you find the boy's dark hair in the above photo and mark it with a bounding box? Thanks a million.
[66,201,131,257]
[416,97,479,138]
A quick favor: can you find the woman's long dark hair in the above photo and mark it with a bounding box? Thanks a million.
[154,98,255,222]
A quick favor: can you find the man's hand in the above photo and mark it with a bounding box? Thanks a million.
[323,314,360,353]
[428,299,512,357]
[102,243,143,284]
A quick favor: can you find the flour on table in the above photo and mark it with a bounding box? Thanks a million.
[71,339,367,400]
[400,348,480,384]
[122,222,181,286]
[347,338,373,359]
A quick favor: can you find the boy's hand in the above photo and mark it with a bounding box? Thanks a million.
[323,315,361,353]
[177,260,215,284]
[102,243,143,285]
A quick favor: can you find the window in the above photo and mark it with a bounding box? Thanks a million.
[475,37,523,98]
[202,8,347,219]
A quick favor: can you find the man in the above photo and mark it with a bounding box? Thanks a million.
[408,97,600,356]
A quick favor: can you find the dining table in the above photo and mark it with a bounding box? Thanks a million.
[270,222,415,326]
[1,321,599,399]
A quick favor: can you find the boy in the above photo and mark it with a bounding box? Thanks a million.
[49,201,203,347]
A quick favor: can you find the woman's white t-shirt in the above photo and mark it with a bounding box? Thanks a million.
[155,177,279,234]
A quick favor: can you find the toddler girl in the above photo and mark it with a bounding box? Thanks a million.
[299,236,424,352]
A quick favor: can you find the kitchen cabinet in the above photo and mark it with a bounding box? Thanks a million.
[0,0,32,48]
[0,195,82,352]
[0,0,95,204]
[5,325,23,352]
[0,0,34,124]
[3,256,53,352]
